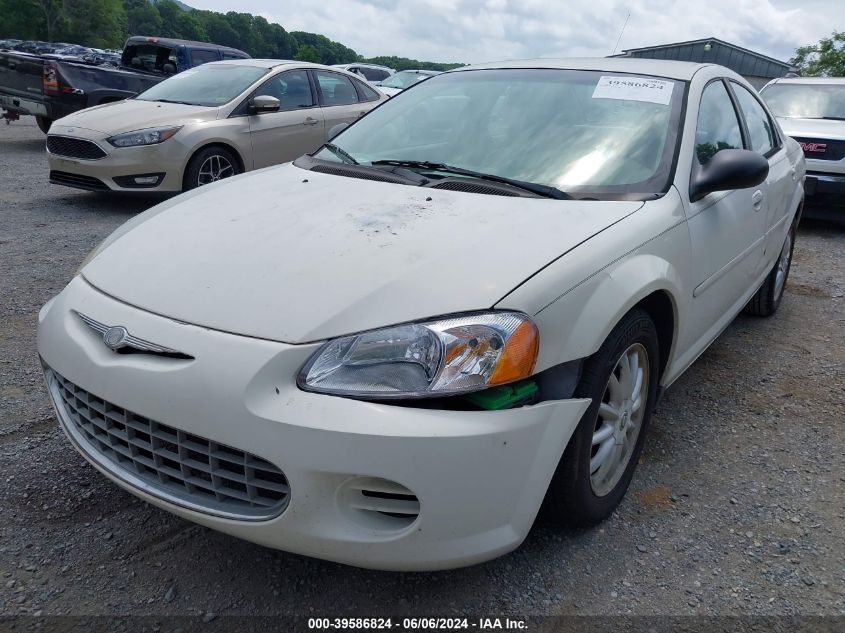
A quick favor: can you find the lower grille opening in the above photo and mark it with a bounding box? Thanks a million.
[46,367,290,520]
[50,171,109,192]
[342,477,420,529]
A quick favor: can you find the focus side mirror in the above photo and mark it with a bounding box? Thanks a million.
[690,148,769,202]
[250,95,280,114]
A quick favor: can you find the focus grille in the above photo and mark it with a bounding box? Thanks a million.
[47,136,107,160]
[49,171,109,191]
[792,136,845,161]
[49,369,289,520]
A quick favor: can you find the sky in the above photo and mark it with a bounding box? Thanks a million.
[187,0,845,64]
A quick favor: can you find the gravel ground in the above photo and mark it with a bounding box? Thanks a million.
[1,118,844,627]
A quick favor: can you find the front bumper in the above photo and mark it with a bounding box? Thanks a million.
[38,277,590,571]
[47,125,186,193]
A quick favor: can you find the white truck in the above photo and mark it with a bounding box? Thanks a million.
[761,77,845,223]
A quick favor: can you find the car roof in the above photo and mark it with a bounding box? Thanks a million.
[452,57,715,81]
[201,59,370,76]
[125,36,246,55]
[768,76,845,85]
[333,63,394,70]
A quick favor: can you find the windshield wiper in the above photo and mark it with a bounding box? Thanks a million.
[788,115,845,121]
[322,143,359,165]
[152,99,196,106]
[370,160,572,200]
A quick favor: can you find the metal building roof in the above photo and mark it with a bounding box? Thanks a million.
[616,37,791,79]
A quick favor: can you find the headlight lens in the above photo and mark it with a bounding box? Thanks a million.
[107,126,181,147]
[299,312,539,399]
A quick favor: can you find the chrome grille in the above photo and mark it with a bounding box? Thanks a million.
[47,136,107,160]
[48,369,289,520]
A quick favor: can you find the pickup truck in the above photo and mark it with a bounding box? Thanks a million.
[761,77,845,223]
[0,36,249,133]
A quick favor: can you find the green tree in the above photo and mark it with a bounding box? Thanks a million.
[124,0,162,36]
[790,31,845,77]
[153,0,183,39]
[294,44,320,63]
[0,0,43,39]
[202,12,239,49]
[61,0,125,47]
[31,0,66,42]
[361,55,464,72]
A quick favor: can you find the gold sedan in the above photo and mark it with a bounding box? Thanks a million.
[46,59,386,193]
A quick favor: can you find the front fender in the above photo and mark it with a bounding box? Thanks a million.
[496,190,691,377]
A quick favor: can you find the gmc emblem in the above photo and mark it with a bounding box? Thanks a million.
[799,142,827,153]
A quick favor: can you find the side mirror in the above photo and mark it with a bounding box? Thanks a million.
[327,122,349,140]
[690,148,769,202]
[250,95,280,114]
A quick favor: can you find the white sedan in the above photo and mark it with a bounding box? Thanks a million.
[38,58,804,571]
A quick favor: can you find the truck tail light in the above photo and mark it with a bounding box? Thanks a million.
[43,62,59,95]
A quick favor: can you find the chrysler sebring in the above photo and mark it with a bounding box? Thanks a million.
[38,58,805,570]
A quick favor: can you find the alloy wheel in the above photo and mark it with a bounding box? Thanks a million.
[590,343,649,497]
[774,231,793,301]
[197,154,235,186]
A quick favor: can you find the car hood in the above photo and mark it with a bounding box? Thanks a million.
[776,116,845,139]
[54,99,218,135]
[82,163,643,343]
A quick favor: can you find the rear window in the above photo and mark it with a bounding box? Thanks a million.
[190,49,220,67]
[121,44,176,72]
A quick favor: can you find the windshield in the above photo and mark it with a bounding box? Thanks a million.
[380,72,433,89]
[761,83,845,120]
[135,64,268,107]
[316,69,684,198]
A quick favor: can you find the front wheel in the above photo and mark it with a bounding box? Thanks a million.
[35,116,52,134]
[183,146,240,191]
[745,225,795,317]
[544,308,659,526]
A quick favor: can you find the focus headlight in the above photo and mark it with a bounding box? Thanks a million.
[107,126,181,147]
[298,312,539,399]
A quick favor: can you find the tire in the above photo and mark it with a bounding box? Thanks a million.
[35,116,52,134]
[543,308,660,527]
[183,146,240,191]
[744,225,795,317]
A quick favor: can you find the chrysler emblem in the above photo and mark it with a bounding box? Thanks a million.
[103,326,129,350]
[75,311,189,357]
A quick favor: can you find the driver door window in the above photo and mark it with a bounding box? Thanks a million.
[248,70,324,170]
[255,70,315,111]
[695,81,743,165]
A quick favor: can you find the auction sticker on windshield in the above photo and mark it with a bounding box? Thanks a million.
[592,76,674,105]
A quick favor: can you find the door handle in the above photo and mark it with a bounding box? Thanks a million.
[302,117,319,126]
[751,190,764,211]
[790,167,798,182]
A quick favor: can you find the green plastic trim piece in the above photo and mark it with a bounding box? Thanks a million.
[463,380,539,410]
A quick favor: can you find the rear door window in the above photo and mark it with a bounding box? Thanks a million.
[731,82,778,156]
[190,49,220,67]
[314,71,360,106]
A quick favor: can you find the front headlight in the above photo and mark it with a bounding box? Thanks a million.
[107,126,181,147]
[298,312,539,399]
